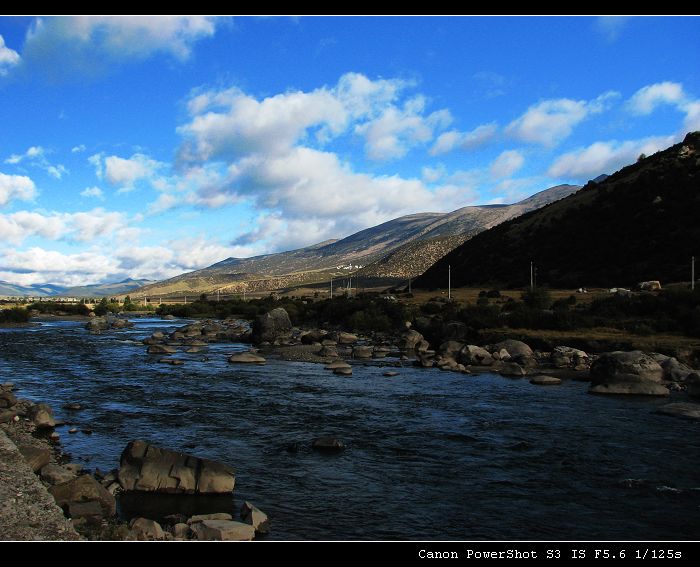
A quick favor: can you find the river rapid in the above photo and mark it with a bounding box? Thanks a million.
[1,318,699,540]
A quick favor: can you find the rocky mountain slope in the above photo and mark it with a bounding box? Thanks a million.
[131,184,579,298]
[0,279,154,298]
[414,131,700,290]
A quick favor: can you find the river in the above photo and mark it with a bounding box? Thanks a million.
[1,318,699,540]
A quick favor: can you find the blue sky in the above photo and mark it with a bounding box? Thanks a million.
[0,16,698,286]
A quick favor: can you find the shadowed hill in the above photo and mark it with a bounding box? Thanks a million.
[414,132,700,290]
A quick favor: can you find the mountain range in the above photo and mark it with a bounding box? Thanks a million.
[0,278,155,298]
[415,131,700,290]
[130,184,580,298]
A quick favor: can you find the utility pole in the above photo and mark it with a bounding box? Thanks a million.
[693,256,696,291]
[530,261,534,291]
[349,276,352,297]
[217,290,220,302]
[448,265,451,300]
[330,277,333,299]
[184,295,187,304]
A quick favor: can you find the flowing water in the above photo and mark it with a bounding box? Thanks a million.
[1,318,699,540]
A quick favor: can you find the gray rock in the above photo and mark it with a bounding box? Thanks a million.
[438,341,464,357]
[27,403,55,429]
[656,402,700,420]
[147,344,177,355]
[172,523,189,539]
[530,375,562,385]
[187,513,233,524]
[352,345,373,359]
[552,346,588,368]
[500,362,526,377]
[241,501,269,535]
[253,308,292,343]
[68,501,104,524]
[130,517,165,540]
[228,352,266,364]
[118,440,235,494]
[590,351,664,387]
[589,383,669,396]
[301,329,328,344]
[312,437,345,453]
[318,345,338,357]
[336,332,358,345]
[159,358,184,365]
[459,345,494,366]
[401,330,424,350]
[325,360,351,370]
[49,475,116,517]
[18,445,51,473]
[660,357,695,382]
[40,464,77,485]
[192,520,255,541]
[373,347,391,358]
[333,366,352,376]
[383,371,399,377]
[0,390,17,408]
[0,409,18,423]
[491,340,533,358]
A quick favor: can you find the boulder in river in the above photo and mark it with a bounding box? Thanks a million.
[589,351,668,396]
[312,437,345,453]
[552,346,588,368]
[148,344,177,355]
[336,332,358,345]
[660,357,695,382]
[40,464,78,485]
[228,352,266,364]
[459,345,494,366]
[191,520,255,541]
[401,330,424,351]
[118,440,235,494]
[491,340,533,359]
[352,345,373,359]
[27,403,55,429]
[253,308,292,343]
[0,390,17,408]
[333,366,352,376]
[656,402,700,420]
[241,501,269,535]
[49,475,116,517]
[530,375,562,385]
[499,362,526,377]
[129,517,166,541]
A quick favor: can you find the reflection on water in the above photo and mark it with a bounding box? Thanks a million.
[1,319,700,540]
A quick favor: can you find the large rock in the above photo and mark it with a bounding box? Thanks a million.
[130,517,165,540]
[27,403,55,429]
[191,520,255,541]
[318,345,338,358]
[148,344,177,355]
[401,330,424,351]
[0,390,17,408]
[228,352,266,364]
[656,402,700,420]
[312,437,345,453]
[336,332,358,345]
[118,440,235,494]
[187,513,233,524]
[530,375,562,385]
[439,341,464,358]
[253,308,292,343]
[491,340,533,358]
[49,475,116,517]
[18,445,51,472]
[590,383,669,396]
[590,351,664,384]
[241,502,269,535]
[86,317,109,332]
[352,345,373,359]
[301,329,327,345]
[40,464,78,485]
[499,362,526,377]
[459,345,494,366]
[552,346,588,368]
[660,357,695,382]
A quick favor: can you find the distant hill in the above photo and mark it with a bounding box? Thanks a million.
[414,132,700,290]
[60,278,155,297]
[132,184,579,298]
[0,278,154,298]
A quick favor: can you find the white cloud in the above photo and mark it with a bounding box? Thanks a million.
[71,144,87,153]
[0,34,20,76]
[490,150,525,179]
[23,16,217,75]
[80,187,104,200]
[0,173,37,206]
[429,122,498,155]
[506,92,619,146]
[628,81,685,115]
[595,16,632,42]
[355,97,452,160]
[0,207,130,245]
[547,134,677,180]
[627,81,700,133]
[90,153,163,191]
[4,146,68,179]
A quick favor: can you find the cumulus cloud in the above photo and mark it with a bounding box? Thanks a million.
[627,81,700,133]
[0,207,130,245]
[490,150,525,179]
[0,34,20,76]
[595,16,632,42]
[22,16,218,76]
[430,122,498,155]
[91,153,164,191]
[80,186,104,200]
[547,134,677,180]
[4,146,68,179]
[71,144,87,153]
[0,173,37,206]
[355,97,452,160]
[506,92,619,146]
